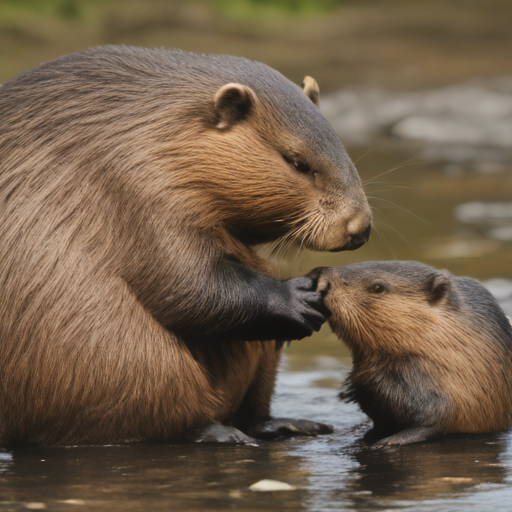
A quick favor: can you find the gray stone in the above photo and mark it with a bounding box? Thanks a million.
[322,79,512,154]
[482,278,512,301]
[487,226,512,242]
[454,202,512,226]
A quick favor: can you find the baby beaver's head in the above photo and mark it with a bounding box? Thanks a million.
[312,261,465,356]
[312,262,512,443]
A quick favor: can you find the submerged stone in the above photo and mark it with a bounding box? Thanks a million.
[249,479,296,491]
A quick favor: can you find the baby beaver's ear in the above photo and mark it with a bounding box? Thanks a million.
[302,76,320,107]
[427,272,451,305]
[214,83,257,129]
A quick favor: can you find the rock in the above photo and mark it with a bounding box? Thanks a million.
[436,477,474,484]
[420,85,512,119]
[482,279,512,317]
[454,201,512,226]
[453,202,512,244]
[24,504,47,511]
[487,226,512,242]
[419,146,507,166]
[423,239,501,259]
[419,146,510,175]
[392,116,485,145]
[249,479,296,492]
[321,79,512,155]
[392,116,512,147]
[501,301,512,317]
[482,278,512,301]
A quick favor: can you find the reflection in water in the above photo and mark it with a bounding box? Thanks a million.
[0,444,310,511]
[0,451,13,473]
[2,394,511,511]
[275,365,512,512]
[351,434,509,503]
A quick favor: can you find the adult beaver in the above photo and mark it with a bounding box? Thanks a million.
[0,46,371,446]
[314,261,512,445]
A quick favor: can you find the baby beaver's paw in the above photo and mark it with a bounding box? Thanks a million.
[248,417,333,440]
[274,276,331,342]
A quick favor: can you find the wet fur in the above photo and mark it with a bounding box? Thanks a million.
[315,261,512,444]
[0,46,371,446]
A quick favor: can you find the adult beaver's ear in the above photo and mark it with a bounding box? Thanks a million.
[214,83,257,129]
[427,272,452,306]
[302,76,319,107]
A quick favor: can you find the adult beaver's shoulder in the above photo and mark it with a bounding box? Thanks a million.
[314,261,512,445]
[0,46,371,446]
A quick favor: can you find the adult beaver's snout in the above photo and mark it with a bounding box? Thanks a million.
[330,222,371,252]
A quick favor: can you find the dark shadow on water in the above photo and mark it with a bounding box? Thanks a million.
[347,432,511,509]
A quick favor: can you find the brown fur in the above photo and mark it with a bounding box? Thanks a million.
[314,261,512,444]
[0,46,371,446]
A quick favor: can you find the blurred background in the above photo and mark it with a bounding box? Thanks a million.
[0,0,512,350]
[2,0,512,90]
[2,0,512,355]
[2,2,512,511]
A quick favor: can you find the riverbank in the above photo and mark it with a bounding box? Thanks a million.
[2,0,512,91]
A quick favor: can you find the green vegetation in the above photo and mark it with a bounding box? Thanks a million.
[1,0,81,19]
[214,0,344,18]
[1,0,511,88]
[0,0,344,24]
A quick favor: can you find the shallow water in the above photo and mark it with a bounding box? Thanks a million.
[1,141,511,511]
[2,359,512,512]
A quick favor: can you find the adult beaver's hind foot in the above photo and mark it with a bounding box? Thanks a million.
[248,417,333,440]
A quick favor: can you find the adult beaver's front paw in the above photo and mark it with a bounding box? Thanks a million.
[248,417,333,440]
[275,276,331,341]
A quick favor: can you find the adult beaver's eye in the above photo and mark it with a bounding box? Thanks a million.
[282,154,311,175]
[282,154,294,165]
[294,161,311,174]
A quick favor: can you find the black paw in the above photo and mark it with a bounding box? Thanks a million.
[248,417,333,440]
[277,276,331,341]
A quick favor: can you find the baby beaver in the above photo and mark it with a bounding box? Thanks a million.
[313,261,512,445]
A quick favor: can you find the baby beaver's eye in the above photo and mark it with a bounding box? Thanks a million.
[282,154,313,175]
[369,281,388,294]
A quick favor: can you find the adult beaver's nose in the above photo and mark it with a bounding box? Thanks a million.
[330,223,371,252]
[348,223,371,250]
